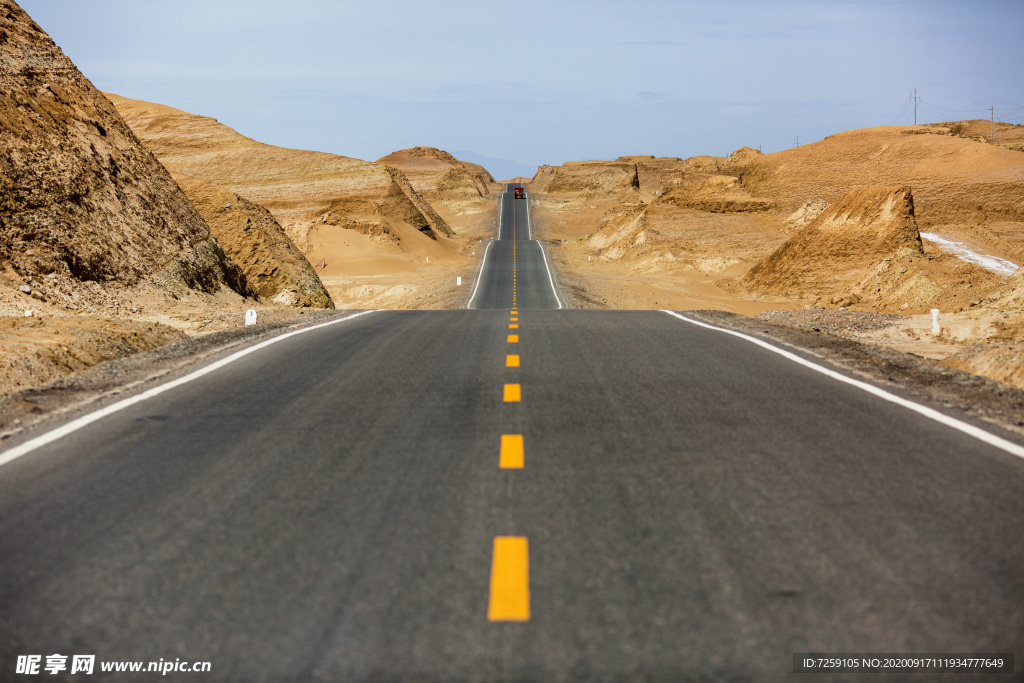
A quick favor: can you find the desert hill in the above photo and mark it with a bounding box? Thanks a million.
[658,176,774,213]
[924,119,1024,149]
[532,130,1023,332]
[172,174,333,309]
[742,186,938,308]
[106,95,460,279]
[532,151,771,204]
[376,147,497,202]
[0,0,253,316]
[534,160,640,198]
[729,125,1024,227]
[745,186,923,293]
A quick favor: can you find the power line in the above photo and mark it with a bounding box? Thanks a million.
[1002,104,1024,118]
[893,96,911,125]
[918,99,992,114]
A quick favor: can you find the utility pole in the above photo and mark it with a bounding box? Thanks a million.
[991,106,995,144]
[794,136,799,147]
[913,87,919,125]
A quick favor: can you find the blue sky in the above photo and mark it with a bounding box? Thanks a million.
[21,0,1024,179]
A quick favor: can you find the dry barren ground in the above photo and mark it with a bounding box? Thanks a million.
[536,191,795,314]
[317,196,498,310]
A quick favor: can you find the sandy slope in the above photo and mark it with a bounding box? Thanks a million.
[731,125,1024,226]
[108,95,496,308]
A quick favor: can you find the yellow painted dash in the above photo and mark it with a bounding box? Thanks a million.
[500,434,524,469]
[507,334,518,343]
[509,324,518,329]
[510,317,518,322]
[503,384,521,402]
[487,536,530,621]
[506,354,520,367]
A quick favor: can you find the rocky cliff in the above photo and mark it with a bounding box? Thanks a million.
[0,0,252,314]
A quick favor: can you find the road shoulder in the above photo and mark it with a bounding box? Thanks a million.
[688,310,1024,440]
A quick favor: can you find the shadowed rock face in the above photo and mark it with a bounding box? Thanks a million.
[173,174,334,309]
[0,0,252,306]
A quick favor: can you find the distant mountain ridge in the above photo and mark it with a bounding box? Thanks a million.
[451,150,536,182]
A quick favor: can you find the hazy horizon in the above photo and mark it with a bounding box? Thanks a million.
[20,0,1024,179]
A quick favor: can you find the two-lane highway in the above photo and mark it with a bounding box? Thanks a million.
[1,184,1023,680]
[468,184,561,310]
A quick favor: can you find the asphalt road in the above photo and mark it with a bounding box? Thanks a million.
[1,189,1023,681]
[468,184,561,311]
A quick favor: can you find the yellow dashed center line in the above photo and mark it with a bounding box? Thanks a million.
[499,434,524,469]
[488,536,530,621]
[488,192,531,624]
[503,384,521,402]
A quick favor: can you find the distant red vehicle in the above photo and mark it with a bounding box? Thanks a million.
[514,186,524,198]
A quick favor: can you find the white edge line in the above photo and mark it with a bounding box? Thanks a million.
[662,310,1024,460]
[524,190,562,309]
[467,240,496,310]
[524,191,532,240]
[498,192,504,240]
[537,240,564,309]
[0,309,383,470]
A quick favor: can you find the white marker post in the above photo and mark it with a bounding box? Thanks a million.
[931,309,940,335]
[457,277,462,286]
[245,309,258,326]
